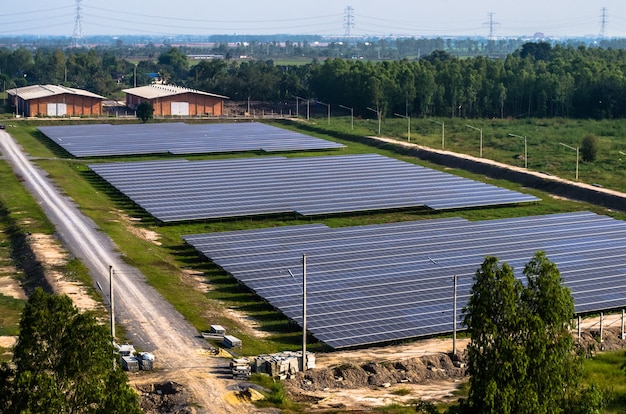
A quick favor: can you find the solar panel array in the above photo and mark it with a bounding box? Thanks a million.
[183,211,626,349]
[38,122,345,157]
[88,154,540,222]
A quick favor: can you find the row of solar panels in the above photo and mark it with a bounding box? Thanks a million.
[39,122,345,157]
[183,211,626,349]
[88,154,540,222]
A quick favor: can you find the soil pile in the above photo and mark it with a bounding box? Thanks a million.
[288,352,466,392]
[136,381,193,414]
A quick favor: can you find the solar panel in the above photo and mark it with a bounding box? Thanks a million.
[38,122,345,157]
[88,154,540,222]
[183,211,626,349]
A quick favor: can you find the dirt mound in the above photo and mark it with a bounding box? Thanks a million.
[288,352,465,392]
[578,326,626,354]
[136,381,193,414]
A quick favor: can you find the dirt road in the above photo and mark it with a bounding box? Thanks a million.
[0,130,251,413]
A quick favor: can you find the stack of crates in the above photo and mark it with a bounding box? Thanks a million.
[137,352,155,371]
[121,355,139,372]
[223,335,242,348]
[230,357,251,379]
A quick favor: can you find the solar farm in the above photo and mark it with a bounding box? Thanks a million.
[41,121,626,350]
[184,211,626,349]
[88,154,539,222]
[38,122,345,157]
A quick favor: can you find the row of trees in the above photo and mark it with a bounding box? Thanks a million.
[1,42,625,119]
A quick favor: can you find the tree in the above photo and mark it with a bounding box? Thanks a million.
[0,288,141,414]
[581,133,598,162]
[136,101,154,123]
[460,252,602,414]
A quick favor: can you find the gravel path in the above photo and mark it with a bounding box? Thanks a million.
[0,129,249,413]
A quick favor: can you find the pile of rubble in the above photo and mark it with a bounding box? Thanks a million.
[136,381,192,414]
[287,353,465,392]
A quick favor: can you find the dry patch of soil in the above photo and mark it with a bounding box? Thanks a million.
[0,268,27,300]
[113,210,162,246]
[28,233,100,312]
[0,336,17,349]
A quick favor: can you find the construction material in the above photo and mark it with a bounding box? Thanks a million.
[223,335,242,349]
[231,358,251,379]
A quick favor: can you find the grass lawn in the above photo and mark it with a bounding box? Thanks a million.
[582,350,626,413]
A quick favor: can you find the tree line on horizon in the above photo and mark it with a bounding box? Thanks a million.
[0,41,625,120]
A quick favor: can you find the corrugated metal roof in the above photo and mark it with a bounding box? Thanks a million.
[122,84,229,100]
[6,84,106,100]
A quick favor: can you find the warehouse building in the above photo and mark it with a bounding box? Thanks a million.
[6,85,106,118]
[122,84,228,117]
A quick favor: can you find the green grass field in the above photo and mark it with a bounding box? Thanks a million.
[302,115,626,191]
[3,117,626,411]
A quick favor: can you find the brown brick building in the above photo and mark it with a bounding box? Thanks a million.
[122,85,228,117]
[6,85,106,118]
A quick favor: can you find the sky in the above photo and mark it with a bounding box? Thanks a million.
[1,1,625,39]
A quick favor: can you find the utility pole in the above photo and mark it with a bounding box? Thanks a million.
[287,254,308,372]
[366,105,381,135]
[109,265,115,341]
[394,113,410,142]
[339,104,354,130]
[302,254,307,371]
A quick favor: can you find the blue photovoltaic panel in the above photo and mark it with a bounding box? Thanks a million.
[88,154,539,222]
[38,122,345,157]
[183,211,626,349]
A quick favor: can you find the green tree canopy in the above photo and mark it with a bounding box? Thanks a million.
[460,252,602,414]
[0,288,141,414]
[136,101,154,123]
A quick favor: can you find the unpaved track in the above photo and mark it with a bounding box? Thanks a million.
[0,130,251,413]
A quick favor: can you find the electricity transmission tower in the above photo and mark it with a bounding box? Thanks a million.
[72,0,87,47]
[599,7,608,38]
[484,12,499,40]
[344,6,355,38]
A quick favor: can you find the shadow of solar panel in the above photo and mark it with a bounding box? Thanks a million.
[88,154,540,222]
[38,122,344,157]
[183,211,626,349]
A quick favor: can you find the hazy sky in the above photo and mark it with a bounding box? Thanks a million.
[2,1,625,38]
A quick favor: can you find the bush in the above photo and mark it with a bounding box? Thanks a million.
[581,134,598,162]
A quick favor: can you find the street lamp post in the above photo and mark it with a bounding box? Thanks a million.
[338,104,354,130]
[317,100,330,125]
[295,96,309,120]
[508,133,528,169]
[287,254,308,371]
[466,124,483,158]
[394,113,411,142]
[429,119,445,150]
[560,142,580,180]
[294,96,304,118]
[366,105,381,136]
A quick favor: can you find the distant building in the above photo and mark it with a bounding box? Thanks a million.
[6,85,106,118]
[122,84,229,117]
